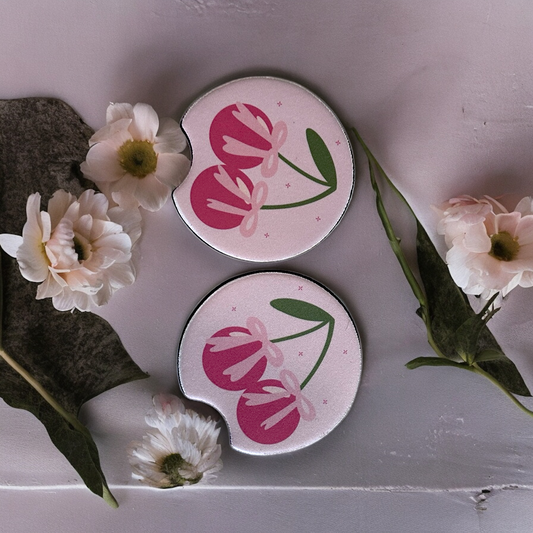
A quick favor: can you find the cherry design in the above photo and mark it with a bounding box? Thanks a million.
[191,165,268,237]
[203,298,335,445]
[203,317,284,391]
[190,102,338,237]
[237,370,314,445]
[210,102,287,178]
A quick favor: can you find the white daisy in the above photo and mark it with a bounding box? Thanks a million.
[128,394,222,488]
[0,189,141,312]
[81,102,190,212]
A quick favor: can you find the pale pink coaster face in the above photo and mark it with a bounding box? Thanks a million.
[173,76,354,262]
[178,272,362,455]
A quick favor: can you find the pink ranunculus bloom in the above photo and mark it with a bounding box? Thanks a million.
[209,102,287,178]
[0,189,141,312]
[437,195,533,299]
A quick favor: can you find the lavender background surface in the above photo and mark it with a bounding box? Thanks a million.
[1,1,533,531]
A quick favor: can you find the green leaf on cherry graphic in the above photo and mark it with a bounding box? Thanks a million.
[306,128,337,189]
[270,298,332,323]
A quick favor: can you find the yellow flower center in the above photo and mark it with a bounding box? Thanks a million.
[160,453,202,487]
[118,139,158,178]
[489,231,520,262]
[73,234,92,263]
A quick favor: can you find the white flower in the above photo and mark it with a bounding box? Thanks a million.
[437,195,533,299]
[128,394,222,488]
[0,189,141,312]
[81,103,190,212]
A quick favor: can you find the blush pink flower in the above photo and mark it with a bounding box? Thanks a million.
[81,103,190,212]
[437,195,533,299]
[0,189,141,312]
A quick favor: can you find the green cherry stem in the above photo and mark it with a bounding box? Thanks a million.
[261,186,336,210]
[300,318,335,390]
[278,153,329,186]
[270,321,328,344]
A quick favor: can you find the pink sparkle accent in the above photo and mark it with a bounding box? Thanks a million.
[343,349,348,355]
[231,306,237,312]
[298,286,303,291]
[264,232,270,238]
[323,399,328,405]
[285,183,291,188]
[335,140,341,146]
[316,216,321,222]
[298,351,304,357]
[277,101,282,106]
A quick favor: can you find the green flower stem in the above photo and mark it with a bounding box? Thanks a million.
[300,319,335,390]
[351,128,417,219]
[261,186,335,210]
[278,153,329,186]
[0,254,118,508]
[473,363,533,418]
[368,161,427,309]
[0,347,119,508]
[351,128,451,362]
[270,321,328,343]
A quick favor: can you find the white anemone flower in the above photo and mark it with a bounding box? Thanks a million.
[81,102,190,212]
[128,394,222,488]
[437,195,533,299]
[0,189,141,312]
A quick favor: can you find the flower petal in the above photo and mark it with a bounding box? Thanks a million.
[0,234,23,257]
[155,117,188,153]
[155,153,190,188]
[106,103,134,124]
[129,103,159,141]
[134,173,170,211]
[81,141,126,183]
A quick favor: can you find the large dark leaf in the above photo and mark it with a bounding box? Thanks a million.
[0,98,148,505]
[415,220,530,396]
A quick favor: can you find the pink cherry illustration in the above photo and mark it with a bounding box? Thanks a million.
[203,318,284,391]
[203,325,266,391]
[237,369,316,445]
[210,102,287,178]
[237,378,301,445]
[191,165,267,237]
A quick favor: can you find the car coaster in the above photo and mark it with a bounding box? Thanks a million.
[177,271,362,455]
[173,76,355,262]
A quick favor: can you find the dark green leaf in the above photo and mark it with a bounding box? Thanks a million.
[270,298,331,323]
[406,356,475,371]
[306,128,337,189]
[0,98,148,505]
[415,221,530,396]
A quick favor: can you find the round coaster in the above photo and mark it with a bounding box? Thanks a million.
[173,76,355,262]
[178,271,362,455]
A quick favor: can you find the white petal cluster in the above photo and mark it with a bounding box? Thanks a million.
[128,394,223,488]
[0,189,140,312]
[81,103,190,212]
[437,194,533,299]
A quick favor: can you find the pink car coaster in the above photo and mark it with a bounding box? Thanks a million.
[173,76,355,262]
[177,271,362,455]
